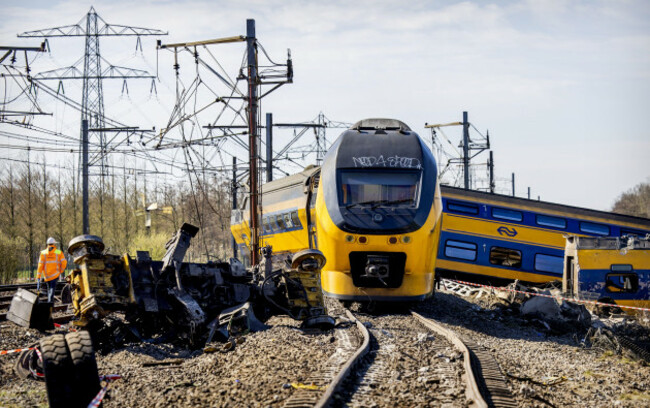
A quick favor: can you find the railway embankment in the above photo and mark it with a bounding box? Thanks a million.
[1,284,649,407]
[416,288,650,407]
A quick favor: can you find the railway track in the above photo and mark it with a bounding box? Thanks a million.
[335,311,467,407]
[412,311,517,408]
[282,301,517,408]
[0,281,65,293]
[0,295,64,309]
[0,304,72,322]
[0,287,67,310]
[282,308,369,408]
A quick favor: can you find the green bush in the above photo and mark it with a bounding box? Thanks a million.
[126,232,171,261]
[0,232,22,284]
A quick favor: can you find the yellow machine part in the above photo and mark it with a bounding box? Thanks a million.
[284,270,326,309]
[70,254,135,325]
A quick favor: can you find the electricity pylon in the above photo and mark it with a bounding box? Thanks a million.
[18,6,167,235]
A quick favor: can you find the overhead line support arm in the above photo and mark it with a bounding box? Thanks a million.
[158,36,246,49]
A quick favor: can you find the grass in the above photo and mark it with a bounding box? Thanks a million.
[15,270,35,282]
[8,269,70,283]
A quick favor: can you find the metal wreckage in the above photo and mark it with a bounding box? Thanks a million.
[8,223,335,407]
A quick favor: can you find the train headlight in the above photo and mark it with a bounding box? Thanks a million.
[345,235,355,243]
[401,236,411,244]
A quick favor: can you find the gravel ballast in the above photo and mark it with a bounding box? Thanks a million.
[1,289,649,407]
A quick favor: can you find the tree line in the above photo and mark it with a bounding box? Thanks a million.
[611,181,650,219]
[0,155,235,284]
[1,154,647,285]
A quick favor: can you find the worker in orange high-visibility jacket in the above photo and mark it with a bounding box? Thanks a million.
[37,237,67,303]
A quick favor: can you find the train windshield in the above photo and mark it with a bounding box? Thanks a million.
[339,170,421,208]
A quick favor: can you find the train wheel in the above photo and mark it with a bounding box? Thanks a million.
[39,334,75,408]
[65,331,101,407]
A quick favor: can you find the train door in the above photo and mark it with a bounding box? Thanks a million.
[563,256,575,296]
[305,171,320,249]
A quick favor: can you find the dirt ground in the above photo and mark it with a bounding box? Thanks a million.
[416,291,650,408]
[1,290,649,407]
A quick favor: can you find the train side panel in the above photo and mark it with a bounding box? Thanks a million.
[564,237,650,313]
[436,187,650,285]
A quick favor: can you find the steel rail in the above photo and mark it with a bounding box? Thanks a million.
[0,305,71,322]
[313,309,370,408]
[0,282,66,292]
[411,311,488,408]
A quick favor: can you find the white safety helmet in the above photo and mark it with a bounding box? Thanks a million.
[46,237,57,245]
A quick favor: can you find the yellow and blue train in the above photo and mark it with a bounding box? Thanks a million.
[563,235,650,313]
[436,185,650,285]
[231,118,443,302]
[231,119,650,305]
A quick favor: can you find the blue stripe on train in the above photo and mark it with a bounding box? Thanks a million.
[577,269,649,300]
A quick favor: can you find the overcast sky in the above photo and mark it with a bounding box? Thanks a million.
[1,0,649,211]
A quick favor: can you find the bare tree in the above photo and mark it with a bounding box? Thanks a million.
[612,182,650,218]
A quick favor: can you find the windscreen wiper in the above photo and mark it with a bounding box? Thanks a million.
[370,199,414,209]
[345,200,381,209]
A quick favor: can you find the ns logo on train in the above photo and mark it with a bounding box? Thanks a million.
[497,226,518,237]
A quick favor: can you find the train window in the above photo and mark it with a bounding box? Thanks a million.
[283,213,293,228]
[580,221,610,236]
[611,264,633,272]
[275,214,286,230]
[489,247,522,268]
[492,207,523,222]
[339,170,420,207]
[605,273,638,293]
[534,254,564,274]
[621,228,646,237]
[290,211,301,227]
[263,217,271,233]
[444,240,477,261]
[447,201,479,215]
[536,214,567,229]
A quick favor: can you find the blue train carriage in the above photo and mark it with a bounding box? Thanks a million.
[436,185,650,285]
[230,166,319,267]
[563,235,650,314]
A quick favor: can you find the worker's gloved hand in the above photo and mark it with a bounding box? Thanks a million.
[36,279,41,291]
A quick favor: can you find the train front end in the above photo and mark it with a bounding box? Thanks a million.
[316,119,442,302]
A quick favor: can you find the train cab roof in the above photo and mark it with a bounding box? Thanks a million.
[261,165,320,195]
[566,235,650,250]
[349,118,411,132]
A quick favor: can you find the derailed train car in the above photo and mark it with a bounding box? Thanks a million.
[11,224,334,408]
[436,185,650,285]
[563,235,650,313]
[231,118,443,302]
